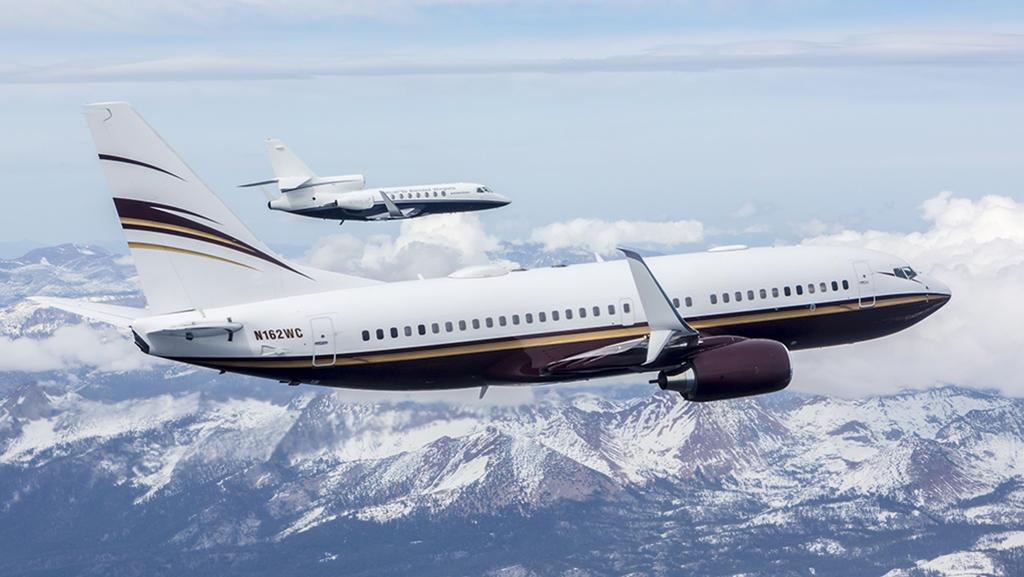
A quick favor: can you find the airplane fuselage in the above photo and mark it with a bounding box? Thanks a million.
[268,181,510,221]
[132,245,950,390]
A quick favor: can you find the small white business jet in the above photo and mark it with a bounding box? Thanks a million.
[34,103,950,401]
[240,138,509,223]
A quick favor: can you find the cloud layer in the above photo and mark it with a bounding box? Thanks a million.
[5,32,1024,83]
[0,324,154,373]
[530,218,704,255]
[795,192,1024,397]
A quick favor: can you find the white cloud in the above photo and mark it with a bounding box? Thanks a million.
[794,192,1024,397]
[0,324,155,373]
[731,200,758,219]
[302,213,504,281]
[529,218,704,255]
[5,31,1024,83]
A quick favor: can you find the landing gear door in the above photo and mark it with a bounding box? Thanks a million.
[853,261,876,309]
[310,317,335,367]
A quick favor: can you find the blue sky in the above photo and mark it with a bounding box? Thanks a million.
[2,0,1023,256]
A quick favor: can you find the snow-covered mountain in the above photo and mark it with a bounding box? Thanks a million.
[1,383,1023,576]
[1,244,1023,577]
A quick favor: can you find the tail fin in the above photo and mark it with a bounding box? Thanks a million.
[264,138,315,191]
[84,102,378,314]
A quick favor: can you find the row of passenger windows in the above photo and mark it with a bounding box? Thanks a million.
[360,278,851,342]
[386,190,447,200]
[707,279,850,305]
[361,302,632,342]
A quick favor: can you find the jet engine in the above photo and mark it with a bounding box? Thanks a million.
[654,338,792,402]
[334,191,376,211]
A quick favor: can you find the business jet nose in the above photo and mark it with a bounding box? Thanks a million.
[493,193,512,207]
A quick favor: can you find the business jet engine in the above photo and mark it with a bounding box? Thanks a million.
[654,338,792,402]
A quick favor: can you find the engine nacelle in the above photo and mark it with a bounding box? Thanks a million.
[334,191,376,211]
[655,338,792,402]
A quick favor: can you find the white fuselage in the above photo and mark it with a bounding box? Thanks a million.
[268,181,510,221]
[132,245,950,389]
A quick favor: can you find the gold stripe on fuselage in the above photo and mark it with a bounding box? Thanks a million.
[200,293,938,370]
[126,241,258,271]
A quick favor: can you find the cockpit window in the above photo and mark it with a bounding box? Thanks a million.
[893,266,917,280]
[476,186,492,193]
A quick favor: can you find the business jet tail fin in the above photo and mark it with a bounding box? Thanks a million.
[264,138,314,191]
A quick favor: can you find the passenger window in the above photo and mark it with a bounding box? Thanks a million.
[579,307,586,318]
[405,326,412,337]
[485,318,494,328]
[390,327,398,338]
[472,319,481,329]
[608,304,616,315]
[723,293,730,303]
[685,297,693,307]
[512,314,520,325]
[759,289,767,299]
[832,281,839,291]
[459,320,467,331]
[499,316,507,327]
[565,309,574,320]
[445,321,453,332]
[672,297,680,308]
[808,284,815,294]
[843,280,850,290]
[592,306,600,317]
[525,313,533,323]
[418,324,426,335]
[784,287,791,297]
[710,294,718,304]
[431,323,440,334]
[361,330,370,341]
[376,329,384,340]
[552,310,560,321]
[796,285,804,295]
[735,291,742,302]
[772,288,779,298]
[819,282,826,292]
[745,290,753,300]
[539,311,547,322]
[623,303,631,313]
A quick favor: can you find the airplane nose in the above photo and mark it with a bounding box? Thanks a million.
[493,194,511,206]
[921,274,952,300]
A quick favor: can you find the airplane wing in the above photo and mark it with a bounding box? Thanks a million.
[543,249,702,376]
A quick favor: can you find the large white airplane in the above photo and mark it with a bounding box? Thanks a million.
[240,138,510,223]
[34,103,951,401]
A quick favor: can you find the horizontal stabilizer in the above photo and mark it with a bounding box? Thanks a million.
[30,296,146,328]
[146,320,243,340]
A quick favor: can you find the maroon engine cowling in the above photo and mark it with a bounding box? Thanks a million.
[655,338,792,402]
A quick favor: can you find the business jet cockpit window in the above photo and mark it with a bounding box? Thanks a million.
[893,266,918,280]
[476,186,492,193]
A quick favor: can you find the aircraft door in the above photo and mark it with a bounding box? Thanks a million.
[620,298,636,326]
[853,261,876,308]
[310,316,336,367]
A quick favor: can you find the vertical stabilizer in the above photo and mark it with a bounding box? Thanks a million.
[264,138,315,190]
[84,102,377,313]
